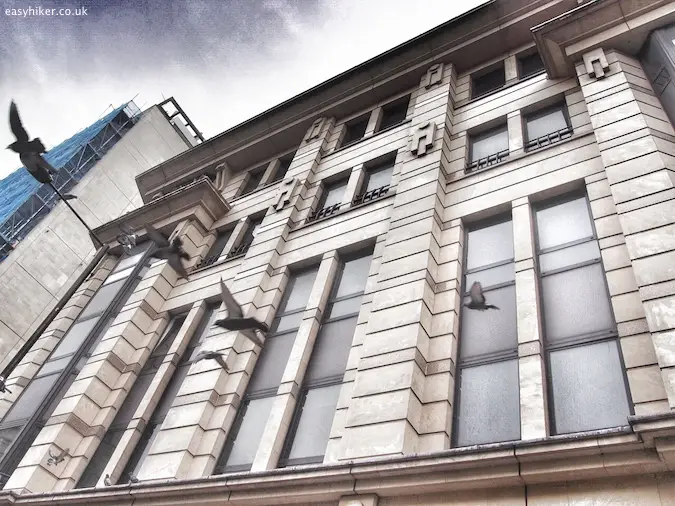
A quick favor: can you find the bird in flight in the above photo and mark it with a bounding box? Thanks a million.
[214,278,269,348]
[144,223,190,280]
[464,281,500,311]
[189,350,229,372]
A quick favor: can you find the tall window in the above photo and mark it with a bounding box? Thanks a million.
[454,218,519,447]
[270,153,295,183]
[534,194,630,434]
[467,125,509,171]
[76,313,188,488]
[197,229,233,268]
[241,165,266,195]
[524,103,572,151]
[309,179,349,222]
[471,64,505,98]
[518,52,545,79]
[0,244,151,486]
[228,215,264,258]
[376,95,410,132]
[339,116,369,148]
[119,306,219,482]
[214,267,319,474]
[280,251,373,466]
[352,157,394,207]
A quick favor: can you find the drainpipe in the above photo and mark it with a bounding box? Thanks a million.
[0,244,110,392]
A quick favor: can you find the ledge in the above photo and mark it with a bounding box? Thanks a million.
[322,119,412,159]
[4,416,675,505]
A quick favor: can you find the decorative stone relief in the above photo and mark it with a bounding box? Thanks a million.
[410,121,436,157]
[303,117,325,143]
[583,48,610,79]
[213,161,231,192]
[424,63,444,88]
[272,177,298,211]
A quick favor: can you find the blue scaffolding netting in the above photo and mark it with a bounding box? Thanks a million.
[0,101,141,261]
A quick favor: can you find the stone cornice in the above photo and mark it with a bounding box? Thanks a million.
[3,417,675,505]
[532,0,675,78]
[91,177,230,250]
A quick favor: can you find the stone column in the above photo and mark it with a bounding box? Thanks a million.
[507,111,524,156]
[339,62,457,460]
[504,55,518,85]
[512,197,548,440]
[342,164,366,206]
[577,48,675,409]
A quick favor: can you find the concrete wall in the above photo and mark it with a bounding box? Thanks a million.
[0,106,191,372]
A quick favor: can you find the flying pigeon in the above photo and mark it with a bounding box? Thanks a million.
[188,350,229,372]
[144,223,190,279]
[103,474,112,486]
[116,223,137,255]
[464,281,500,311]
[47,447,69,466]
[214,278,268,347]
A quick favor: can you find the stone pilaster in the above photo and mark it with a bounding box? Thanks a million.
[508,111,524,157]
[577,49,675,411]
[339,62,456,460]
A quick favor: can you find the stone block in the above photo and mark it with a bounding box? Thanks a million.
[627,365,668,403]
[345,390,421,432]
[621,333,658,369]
[644,295,675,332]
[352,360,424,399]
[341,419,418,460]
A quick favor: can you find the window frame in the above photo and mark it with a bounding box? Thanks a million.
[308,178,349,223]
[517,51,546,79]
[466,124,510,172]
[270,152,295,183]
[376,95,410,133]
[470,63,506,99]
[523,102,573,152]
[240,165,266,196]
[338,115,370,149]
[197,228,234,269]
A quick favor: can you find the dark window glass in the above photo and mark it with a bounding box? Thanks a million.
[48,319,99,360]
[363,160,394,194]
[281,268,318,313]
[0,427,21,462]
[340,117,369,148]
[304,317,358,383]
[518,52,545,78]
[535,197,593,250]
[271,154,294,183]
[245,332,297,393]
[377,96,410,132]
[469,126,509,163]
[241,166,266,195]
[215,396,274,473]
[325,297,363,320]
[284,384,341,463]
[2,375,59,424]
[79,279,126,320]
[271,312,305,334]
[77,429,124,488]
[471,65,505,98]
[319,180,348,211]
[455,360,520,447]
[36,356,71,376]
[203,230,232,263]
[549,340,630,434]
[238,216,264,248]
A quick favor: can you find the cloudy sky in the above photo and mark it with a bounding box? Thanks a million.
[0,0,485,179]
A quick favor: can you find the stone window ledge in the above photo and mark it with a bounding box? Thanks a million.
[456,69,547,109]
[7,417,675,503]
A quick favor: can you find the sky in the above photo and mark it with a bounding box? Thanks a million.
[0,0,486,179]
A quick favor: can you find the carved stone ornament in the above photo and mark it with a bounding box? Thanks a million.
[303,117,325,143]
[272,177,298,211]
[583,48,610,79]
[410,121,436,157]
[424,63,444,89]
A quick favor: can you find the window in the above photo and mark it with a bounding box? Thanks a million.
[0,247,151,486]
[214,267,319,474]
[270,153,295,183]
[197,229,233,269]
[518,52,545,79]
[228,215,264,258]
[309,179,348,222]
[120,307,218,482]
[339,116,369,148]
[280,252,372,466]
[376,95,410,132]
[352,157,394,206]
[241,165,266,195]
[524,103,572,151]
[466,125,509,172]
[454,218,519,447]
[76,314,188,488]
[471,64,505,98]
[534,194,630,435]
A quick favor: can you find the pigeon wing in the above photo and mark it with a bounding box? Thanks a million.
[219,278,243,318]
[144,224,169,248]
[469,281,486,304]
[167,254,189,279]
[241,328,265,348]
[214,354,230,372]
[120,223,135,235]
[9,101,29,142]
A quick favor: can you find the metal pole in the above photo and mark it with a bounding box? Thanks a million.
[48,182,104,248]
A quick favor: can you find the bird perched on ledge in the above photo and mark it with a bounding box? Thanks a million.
[7,101,74,200]
[144,223,190,280]
[214,278,269,348]
[464,281,500,311]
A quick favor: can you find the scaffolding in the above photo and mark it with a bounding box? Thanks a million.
[0,101,142,261]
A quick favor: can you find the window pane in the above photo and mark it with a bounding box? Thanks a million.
[2,375,59,423]
[341,118,369,146]
[112,250,146,272]
[285,384,341,463]
[247,332,297,393]
[536,197,593,250]
[466,220,514,270]
[305,317,358,383]
[271,155,294,183]
[326,296,363,319]
[282,269,318,313]
[37,356,71,376]
[77,429,124,488]
[472,66,505,98]
[239,216,263,247]
[105,266,135,284]
[79,279,126,320]
[378,97,409,131]
[335,255,373,298]
[539,241,600,273]
[364,164,394,193]
[459,285,517,360]
[526,107,568,141]
[49,318,99,360]
[322,181,347,209]
[242,167,265,194]
[272,312,304,334]
[0,426,22,461]
[518,52,544,78]
[205,230,232,261]
[218,396,274,471]
[549,340,630,434]
[470,127,509,162]
[455,360,520,446]
[465,262,514,291]
[542,263,615,343]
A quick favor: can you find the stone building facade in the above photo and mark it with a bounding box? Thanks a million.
[2,0,675,504]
